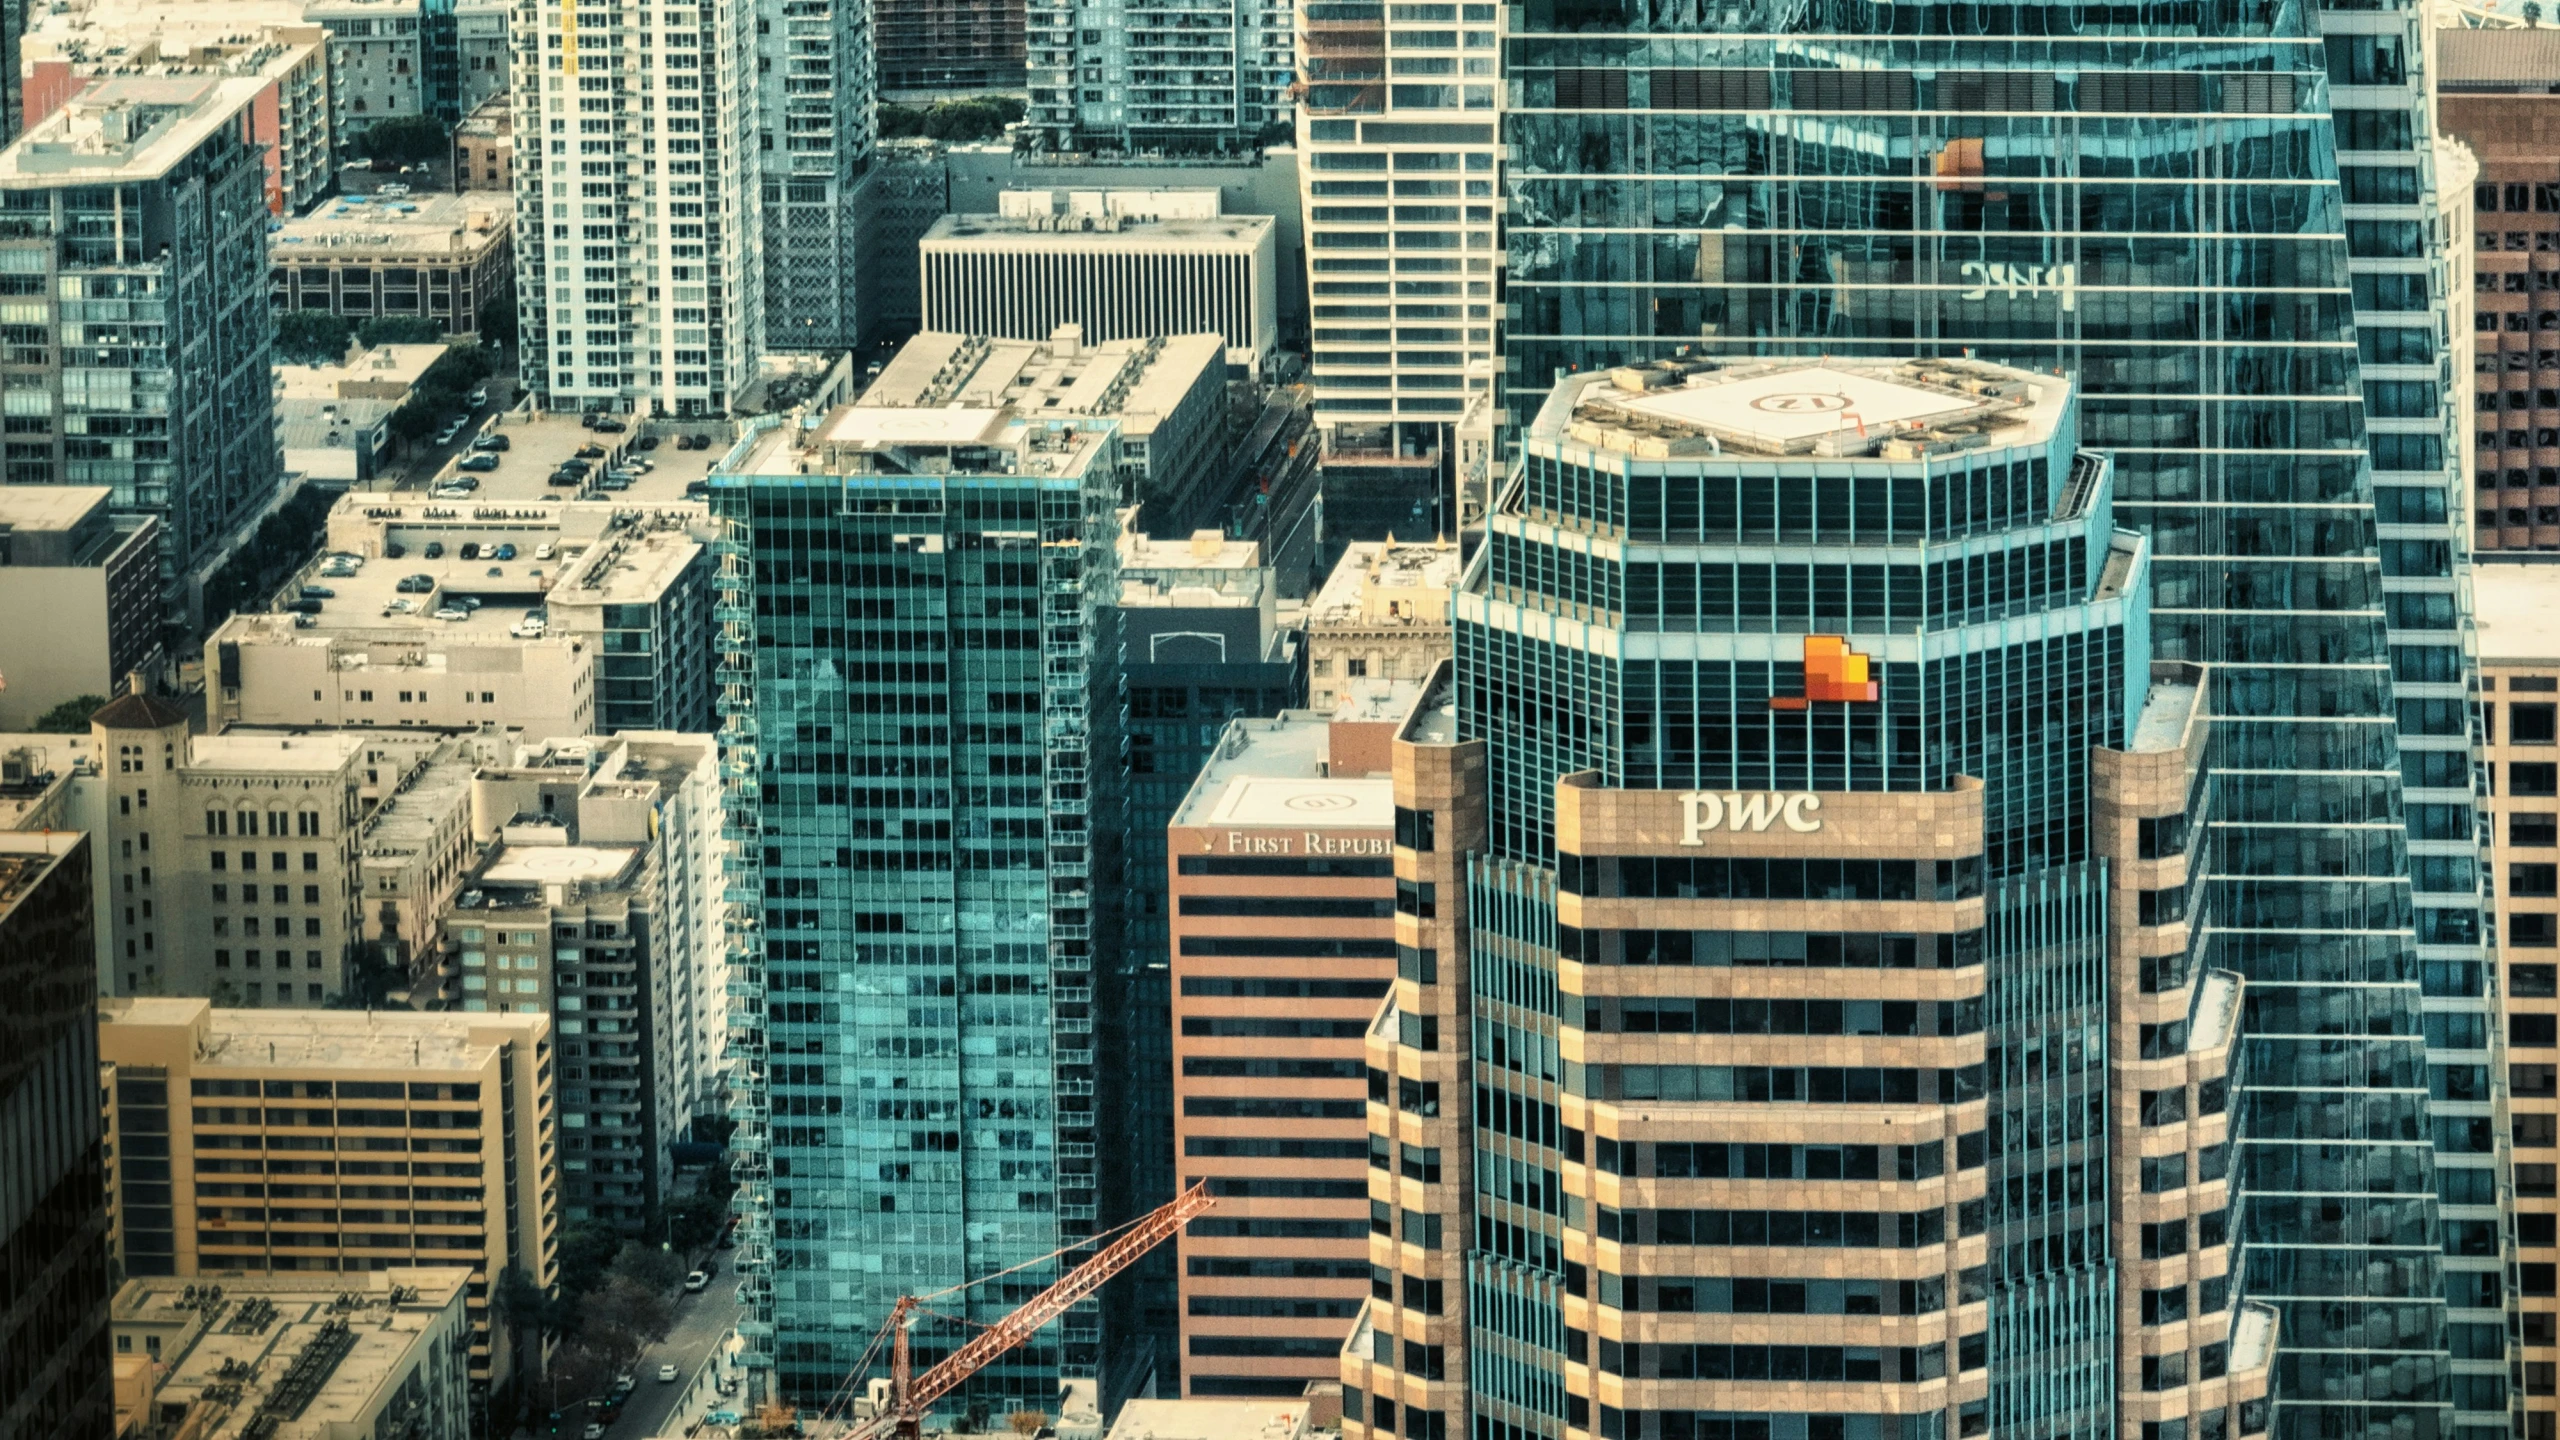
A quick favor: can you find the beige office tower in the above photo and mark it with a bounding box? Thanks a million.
[1351,663,1481,1440]
[96,999,560,1399]
[2476,563,2560,1399]
[2091,668,2276,1437]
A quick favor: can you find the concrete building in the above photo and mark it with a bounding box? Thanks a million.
[839,139,948,347]
[21,27,332,214]
[0,486,164,730]
[2441,28,2560,552]
[513,0,762,417]
[860,327,1231,521]
[279,342,452,405]
[920,189,1279,376]
[96,999,557,1397]
[1302,540,1454,714]
[416,732,719,1227]
[1293,0,1498,482]
[305,0,423,142]
[269,191,514,338]
[0,831,114,1440]
[108,1267,474,1440]
[274,397,397,483]
[1115,524,1301,1376]
[205,617,596,740]
[452,0,507,117]
[1168,712,1393,1398]
[2473,561,2560,1407]
[354,737,485,1001]
[202,493,717,736]
[713,400,1126,1402]
[0,78,283,626]
[875,0,1020,91]
[451,90,510,191]
[1021,0,1288,153]
[754,0,874,357]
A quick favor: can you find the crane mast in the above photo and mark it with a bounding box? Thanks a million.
[840,1181,1219,1440]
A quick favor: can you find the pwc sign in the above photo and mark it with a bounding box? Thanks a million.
[1771,635,1880,711]
[1679,791,1825,843]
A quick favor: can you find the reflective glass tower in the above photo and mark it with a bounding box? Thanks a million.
[712,408,1126,1410]
[1492,7,2500,1438]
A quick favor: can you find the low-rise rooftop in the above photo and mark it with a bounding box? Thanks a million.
[188,731,368,774]
[1106,1398,1313,1440]
[1118,523,1266,609]
[0,830,81,925]
[113,1267,472,1440]
[860,329,1224,443]
[927,189,1273,249]
[2475,561,2560,665]
[1308,540,1459,633]
[102,995,546,1070]
[726,406,1117,483]
[274,190,509,262]
[1172,710,1394,831]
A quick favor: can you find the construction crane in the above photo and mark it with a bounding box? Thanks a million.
[828,1181,1219,1440]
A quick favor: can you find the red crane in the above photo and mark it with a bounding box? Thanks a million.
[830,1181,1219,1440]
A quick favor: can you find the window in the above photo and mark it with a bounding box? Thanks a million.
[2519,704,2559,745]
[1395,805,1438,852]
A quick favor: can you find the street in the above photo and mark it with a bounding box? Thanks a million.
[607,1280,745,1440]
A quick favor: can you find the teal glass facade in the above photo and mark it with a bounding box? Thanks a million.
[1493,4,2502,1437]
[711,424,1125,1411]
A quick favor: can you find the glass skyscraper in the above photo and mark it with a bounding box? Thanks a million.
[712,408,1127,1410]
[1482,7,2500,1437]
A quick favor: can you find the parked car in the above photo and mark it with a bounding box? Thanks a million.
[493,543,517,561]
[467,387,489,408]
[383,542,407,559]
[456,596,482,612]
[431,486,471,500]
[637,434,660,451]
[458,542,480,560]
[575,443,605,460]
[688,432,711,448]
[286,598,323,614]
[383,598,418,616]
[559,458,593,475]
[684,480,710,497]
[548,471,583,487]
[606,468,641,484]
[683,1271,708,1293]
[299,585,335,599]
[510,619,545,640]
[397,574,434,593]
[471,433,510,451]
[434,419,466,445]
[423,541,445,559]
[458,453,500,472]
[534,542,557,560]
[591,417,627,433]
[597,476,632,492]
[433,606,469,621]
[378,181,411,197]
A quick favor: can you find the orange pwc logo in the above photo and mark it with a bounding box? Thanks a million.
[1770,636,1880,710]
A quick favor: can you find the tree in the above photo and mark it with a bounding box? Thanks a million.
[359,115,450,166]
[608,1239,686,1295]
[2528,0,2545,23]
[275,309,354,366]
[1010,1412,1051,1437]
[477,292,519,348]
[554,1221,623,1298]
[30,695,105,732]
[357,316,441,347]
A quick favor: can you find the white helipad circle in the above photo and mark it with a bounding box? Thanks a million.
[1751,392,1851,414]
[1286,793,1361,813]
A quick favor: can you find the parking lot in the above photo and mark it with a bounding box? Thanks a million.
[418,414,726,507]
[295,544,559,638]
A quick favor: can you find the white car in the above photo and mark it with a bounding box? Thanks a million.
[657,1363,680,1382]
[509,620,545,639]
[533,542,557,560]
[683,1270,708,1292]
[432,486,472,500]
[432,606,469,622]
[434,420,466,445]
[383,598,418,615]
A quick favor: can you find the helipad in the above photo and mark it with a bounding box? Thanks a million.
[1616,364,1989,448]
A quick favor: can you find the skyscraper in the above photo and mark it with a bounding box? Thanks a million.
[1494,11,2499,1434]
[513,0,761,415]
[712,401,1126,1409]
[755,0,873,354]
[1022,0,1291,153]
[0,830,111,1440]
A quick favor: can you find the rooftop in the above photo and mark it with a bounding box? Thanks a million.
[359,747,481,859]
[2441,27,2560,88]
[0,484,111,532]
[727,406,1117,483]
[1540,356,2068,461]
[1172,711,1394,830]
[0,76,266,184]
[1400,661,1460,746]
[1106,1400,1313,1440]
[102,995,546,1070]
[478,843,639,887]
[0,734,89,828]
[276,398,397,452]
[1308,540,1459,632]
[188,731,368,774]
[926,188,1273,248]
[277,344,450,402]
[92,691,189,730]
[1118,522,1266,609]
[860,329,1224,440]
[0,830,80,926]
[114,1268,472,1440]
[2476,561,2560,665]
[273,190,509,261]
